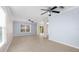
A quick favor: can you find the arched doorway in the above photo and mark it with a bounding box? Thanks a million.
[0,7,6,47]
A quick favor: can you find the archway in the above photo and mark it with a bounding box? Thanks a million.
[0,7,6,47]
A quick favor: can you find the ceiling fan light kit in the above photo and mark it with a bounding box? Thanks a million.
[48,12,51,16]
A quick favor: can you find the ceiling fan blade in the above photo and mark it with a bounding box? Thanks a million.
[52,11,60,13]
[41,9,48,11]
[41,11,48,15]
[51,6,57,10]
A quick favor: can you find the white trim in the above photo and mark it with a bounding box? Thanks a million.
[49,39,79,49]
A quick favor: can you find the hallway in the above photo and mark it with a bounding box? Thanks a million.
[8,35,79,52]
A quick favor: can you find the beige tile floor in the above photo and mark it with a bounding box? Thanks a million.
[7,35,79,52]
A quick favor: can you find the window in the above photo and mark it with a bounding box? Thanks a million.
[20,24,31,32]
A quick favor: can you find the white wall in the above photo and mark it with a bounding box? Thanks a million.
[0,15,13,52]
[0,7,13,52]
[48,7,79,49]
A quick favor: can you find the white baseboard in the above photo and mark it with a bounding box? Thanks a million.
[49,39,79,49]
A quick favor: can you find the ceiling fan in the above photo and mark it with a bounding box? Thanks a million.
[41,6,64,16]
[28,19,34,23]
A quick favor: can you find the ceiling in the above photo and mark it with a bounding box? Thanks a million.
[9,6,48,21]
[9,6,78,22]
